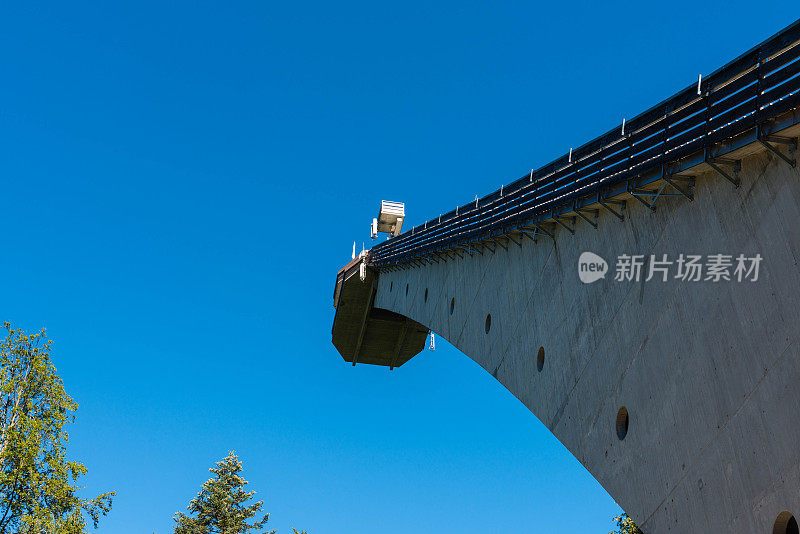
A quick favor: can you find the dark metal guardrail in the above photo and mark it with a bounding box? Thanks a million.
[369,19,800,268]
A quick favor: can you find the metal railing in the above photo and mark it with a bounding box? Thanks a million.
[369,19,800,267]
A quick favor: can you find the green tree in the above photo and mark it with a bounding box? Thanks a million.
[174,452,276,534]
[0,322,114,533]
[610,512,644,534]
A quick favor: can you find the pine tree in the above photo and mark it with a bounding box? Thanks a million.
[174,452,276,534]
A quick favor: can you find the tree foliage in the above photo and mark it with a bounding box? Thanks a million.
[174,452,277,534]
[0,322,114,533]
[610,512,644,534]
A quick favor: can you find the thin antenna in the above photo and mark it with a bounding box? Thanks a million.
[697,73,702,96]
[352,242,356,259]
[569,148,573,163]
[529,169,533,182]
[621,118,626,136]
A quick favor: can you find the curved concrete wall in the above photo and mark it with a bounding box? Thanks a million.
[374,147,800,533]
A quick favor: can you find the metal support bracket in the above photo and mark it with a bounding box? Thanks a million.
[763,134,798,146]
[573,203,599,229]
[521,223,554,242]
[757,128,797,168]
[459,244,480,256]
[629,172,693,209]
[506,232,523,247]
[491,237,509,251]
[705,150,741,187]
[533,223,555,239]
[598,198,626,221]
[663,174,695,201]
[554,215,576,235]
[628,183,659,211]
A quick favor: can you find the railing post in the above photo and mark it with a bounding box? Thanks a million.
[755,49,764,124]
[703,76,711,149]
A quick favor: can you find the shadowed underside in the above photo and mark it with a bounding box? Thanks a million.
[332,257,427,368]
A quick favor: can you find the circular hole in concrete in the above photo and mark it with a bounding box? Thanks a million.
[424,288,428,303]
[485,314,492,334]
[774,512,799,534]
[537,346,545,372]
[450,298,455,315]
[616,406,629,440]
[405,284,409,296]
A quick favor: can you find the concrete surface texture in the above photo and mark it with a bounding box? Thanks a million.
[373,143,800,533]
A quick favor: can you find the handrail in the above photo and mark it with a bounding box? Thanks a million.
[369,19,800,267]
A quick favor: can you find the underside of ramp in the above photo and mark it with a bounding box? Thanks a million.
[332,256,427,368]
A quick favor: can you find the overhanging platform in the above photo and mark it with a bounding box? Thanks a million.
[332,256,428,368]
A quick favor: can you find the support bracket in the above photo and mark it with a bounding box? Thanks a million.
[628,183,659,211]
[663,173,695,201]
[598,197,626,221]
[459,244,480,256]
[506,232,523,247]
[757,127,797,168]
[705,150,741,187]
[573,202,599,229]
[491,237,509,251]
[521,223,554,242]
[534,223,555,239]
[629,171,695,209]
[554,215,576,235]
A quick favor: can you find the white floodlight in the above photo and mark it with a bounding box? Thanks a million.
[376,200,405,237]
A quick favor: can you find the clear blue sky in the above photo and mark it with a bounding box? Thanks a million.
[0,2,794,533]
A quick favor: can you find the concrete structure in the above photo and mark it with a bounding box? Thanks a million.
[332,254,428,367]
[331,21,800,534]
[373,136,800,533]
